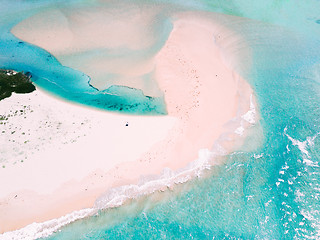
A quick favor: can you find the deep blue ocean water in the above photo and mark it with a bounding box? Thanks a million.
[1,0,320,239]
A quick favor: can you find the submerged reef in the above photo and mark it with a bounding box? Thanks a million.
[0,70,36,100]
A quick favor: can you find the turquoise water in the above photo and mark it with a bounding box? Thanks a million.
[0,0,168,115]
[2,0,320,239]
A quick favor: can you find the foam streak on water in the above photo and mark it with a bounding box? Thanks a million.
[1,87,258,239]
[1,209,96,240]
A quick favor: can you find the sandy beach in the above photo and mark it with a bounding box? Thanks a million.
[1,12,256,236]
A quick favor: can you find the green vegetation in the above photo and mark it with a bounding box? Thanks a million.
[0,69,36,101]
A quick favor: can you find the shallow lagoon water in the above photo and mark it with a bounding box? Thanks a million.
[1,0,172,115]
[2,0,320,239]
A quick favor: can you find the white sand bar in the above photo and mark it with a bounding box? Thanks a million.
[1,12,255,233]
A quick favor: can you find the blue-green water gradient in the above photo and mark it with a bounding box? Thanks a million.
[45,1,320,239]
[2,0,320,239]
[0,0,170,115]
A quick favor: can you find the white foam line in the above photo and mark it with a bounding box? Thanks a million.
[0,95,258,240]
[284,127,319,161]
[0,208,97,240]
[242,94,256,125]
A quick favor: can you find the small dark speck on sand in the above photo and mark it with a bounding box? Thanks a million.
[125,122,129,127]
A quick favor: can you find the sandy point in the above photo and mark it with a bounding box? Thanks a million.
[1,12,256,235]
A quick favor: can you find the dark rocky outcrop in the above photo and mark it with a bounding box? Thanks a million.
[0,70,36,101]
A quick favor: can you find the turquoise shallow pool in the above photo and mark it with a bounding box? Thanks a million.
[2,0,320,239]
[0,0,170,115]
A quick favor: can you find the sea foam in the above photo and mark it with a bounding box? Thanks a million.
[0,93,257,240]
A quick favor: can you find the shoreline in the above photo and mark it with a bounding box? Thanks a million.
[1,13,257,238]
